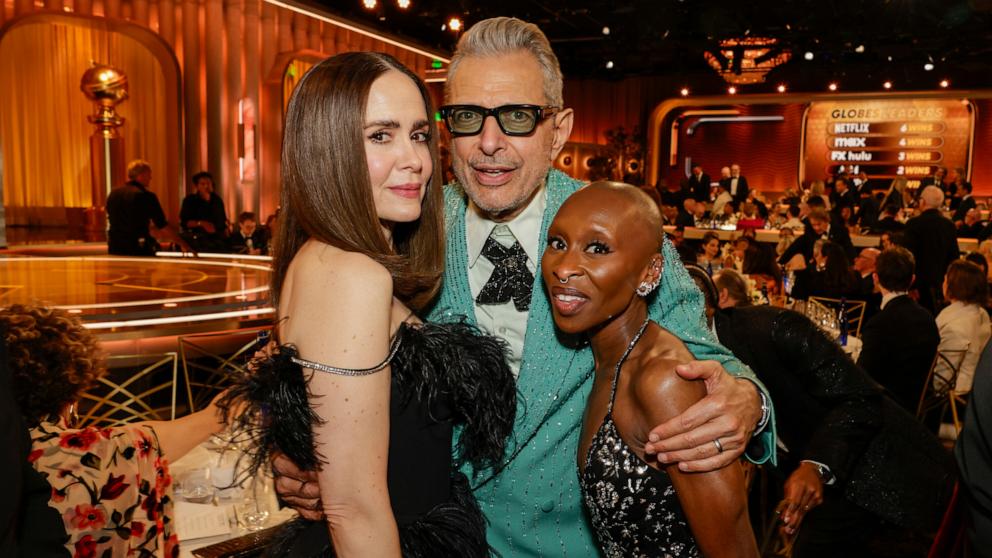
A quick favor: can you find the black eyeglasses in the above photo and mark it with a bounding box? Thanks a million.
[439,104,560,137]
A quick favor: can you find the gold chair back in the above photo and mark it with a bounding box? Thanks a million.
[78,352,179,427]
[917,347,969,433]
[179,327,271,412]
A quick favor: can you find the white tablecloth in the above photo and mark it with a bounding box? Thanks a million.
[171,444,296,558]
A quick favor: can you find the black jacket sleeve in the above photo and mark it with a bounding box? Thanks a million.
[770,310,883,482]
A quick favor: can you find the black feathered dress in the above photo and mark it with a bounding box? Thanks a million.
[223,321,516,557]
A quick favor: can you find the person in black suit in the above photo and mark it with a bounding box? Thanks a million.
[720,163,749,208]
[952,181,977,224]
[686,164,712,203]
[899,186,960,314]
[956,208,986,239]
[829,178,858,219]
[919,167,948,193]
[857,246,940,412]
[957,339,992,557]
[872,203,905,234]
[675,198,697,228]
[778,208,855,267]
[703,268,956,558]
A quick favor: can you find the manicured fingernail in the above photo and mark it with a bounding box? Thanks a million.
[648,433,659,442]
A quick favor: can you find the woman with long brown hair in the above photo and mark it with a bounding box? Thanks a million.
[223,52,515,557]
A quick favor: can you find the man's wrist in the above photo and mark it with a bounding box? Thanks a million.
[738,377,770,434]
[800,459,835,485]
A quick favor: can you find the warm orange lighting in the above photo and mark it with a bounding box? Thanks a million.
[448,17,462,32]
[777,84,787,93]
[828,82,838,92]
[362,0,376,9]
[883,81,893,89]
[397,0,411,8]
[680,87,690,97]
[728,86,737,95]
[704,37,791,85]
[940,79,950,88]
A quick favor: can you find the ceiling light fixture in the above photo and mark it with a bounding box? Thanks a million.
[704,37,791,85]
[828,82,838,91]
[680,87,690,96]
[924,62,934,71]
[728,86,737,95]
[362,0,376,9]
[883,80,892,89]
[448,17,462,32]
[804,51,814,61]
[777,84,786,93]
[606,60,614,69]
[940,79,950,88]
[397,0,410,8]
[854,45,865,53]
[602,26,610,35]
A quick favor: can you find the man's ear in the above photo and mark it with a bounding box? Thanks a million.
[549,108,574,160]
[717,288,730,307]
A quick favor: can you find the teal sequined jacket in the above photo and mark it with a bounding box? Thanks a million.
[426,169,775,557]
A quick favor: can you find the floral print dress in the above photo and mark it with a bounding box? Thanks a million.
[29,419,178,558]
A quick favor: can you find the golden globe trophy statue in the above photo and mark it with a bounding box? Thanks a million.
[80,62,127,233]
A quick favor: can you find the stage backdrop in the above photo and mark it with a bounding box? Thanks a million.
[646,92,992,196]
[0,14,178,226]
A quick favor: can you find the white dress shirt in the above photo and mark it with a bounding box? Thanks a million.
[466,187,547,377]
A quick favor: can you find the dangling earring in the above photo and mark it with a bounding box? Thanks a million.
[67,402,79,428]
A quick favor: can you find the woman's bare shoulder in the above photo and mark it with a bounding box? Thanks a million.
[629,330,704,423]
[289,241,393,294]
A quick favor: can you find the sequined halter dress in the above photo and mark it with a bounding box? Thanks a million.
[579,320,701,558]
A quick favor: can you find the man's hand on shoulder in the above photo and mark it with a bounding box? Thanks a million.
[272,452,323,521]
[643,360,762,472]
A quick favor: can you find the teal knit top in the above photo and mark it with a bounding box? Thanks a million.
[426,169,774,557]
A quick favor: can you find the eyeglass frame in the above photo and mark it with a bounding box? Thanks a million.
[438,104,561,137]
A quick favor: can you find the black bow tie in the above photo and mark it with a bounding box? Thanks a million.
[475,229,534,312]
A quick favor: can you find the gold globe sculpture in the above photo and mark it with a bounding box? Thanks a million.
[80,63,128,128]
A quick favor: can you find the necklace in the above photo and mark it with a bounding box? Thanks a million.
[607,317,652,382]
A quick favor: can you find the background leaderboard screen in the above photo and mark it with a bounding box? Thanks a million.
[803,99,974,186]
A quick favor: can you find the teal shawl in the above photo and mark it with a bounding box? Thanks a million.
[427,169,774,557]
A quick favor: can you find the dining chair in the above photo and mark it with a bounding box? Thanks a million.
[179,327,272,412]
[916,347,969,433]
[78,352,179,427]
[808,296,868,338]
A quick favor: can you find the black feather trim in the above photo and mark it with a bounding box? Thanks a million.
[218,344,323,478]
[391,321,517,468]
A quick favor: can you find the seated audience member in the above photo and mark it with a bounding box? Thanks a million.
[736,202,765,230]
[880,177,908,211]
[180,171,229,252]
[228,211,269,255]
[956,340,992,556]
[778,208,854,267]
[855,187,880,231]
[879,230,900,251]
[951,178,975,218]
[966,252,989,279]
[106,160,190,256]
[872,203,905,235]
[0,328,68,557]
[956,208,986,239]
[691,198,709,226]
[852,248,879,296]
[776,228,796,259]
[1,305,231,558]
[732,236,781,280]
[711,183,733,217]
[857,247,940,412]
[791,240,860,300]
[676,198,697,228]
[696,231,724,276]
[935,260,992,396]
[781,204,805,231]
[703,267,955,558]
[807,180,831,210]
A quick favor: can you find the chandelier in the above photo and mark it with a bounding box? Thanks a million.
[704,37,791,85]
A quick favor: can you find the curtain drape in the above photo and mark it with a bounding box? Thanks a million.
[0,17,170,225]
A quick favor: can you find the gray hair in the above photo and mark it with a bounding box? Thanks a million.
[446,17,564,107]
[126,159,151,179]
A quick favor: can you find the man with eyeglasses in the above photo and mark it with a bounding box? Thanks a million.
[274,17,775,557]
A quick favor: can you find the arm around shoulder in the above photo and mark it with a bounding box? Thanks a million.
[282,248,401,557]
[633,363,759,558]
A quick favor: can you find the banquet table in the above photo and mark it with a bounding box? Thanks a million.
[663,225,980,252]
[171,443,296,558]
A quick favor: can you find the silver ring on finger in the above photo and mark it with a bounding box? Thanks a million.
[713,438,725,453]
